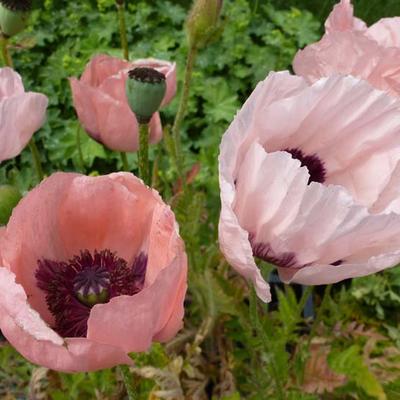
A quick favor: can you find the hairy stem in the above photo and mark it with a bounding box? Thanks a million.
[1,36,13,68]
[138,123,150,184]
[120,151,129,171]
[171,45,198,180]
[29,140,44,181]
[117,2,129,60]
[119,365,136,399]
[249,287,285,400]
[75,123,85,171]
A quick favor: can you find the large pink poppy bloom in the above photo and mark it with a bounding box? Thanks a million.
[70,55,177,152]
[0,172,187,372]
[0,67,48,162]
[293,0,400,96]
[219,71,400,302]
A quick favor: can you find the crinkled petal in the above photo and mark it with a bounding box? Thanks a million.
[367,17,400,48]
[325,0,367,33]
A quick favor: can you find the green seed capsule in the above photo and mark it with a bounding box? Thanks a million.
[0,2,30,37]
[125,67,166,124]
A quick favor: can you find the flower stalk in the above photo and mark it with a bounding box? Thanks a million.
[120,364,136,398]
[138,123,150,184]
[116,0,129,60]
[0,34,12,67]
[171,44,197,180]
[28,140,44,181]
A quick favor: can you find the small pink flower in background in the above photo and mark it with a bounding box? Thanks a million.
[0,67,48,162]
[293,0,400,96]
[219,71,400,302]
[0,172,187,372]
[70,55,177,152]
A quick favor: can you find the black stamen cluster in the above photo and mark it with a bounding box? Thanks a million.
[0,0,32,12]
[128,67,166,84]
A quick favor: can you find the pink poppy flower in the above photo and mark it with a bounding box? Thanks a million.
[219,71,400,302]
[0,172,187,372]
[70,55,177,152]
[0,67,48,162]
[293,0,400,96]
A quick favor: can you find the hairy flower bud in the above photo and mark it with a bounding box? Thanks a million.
[0,185,21,225]
[186,0,223,48]
[126,67,166,124]
[0,0,32,37]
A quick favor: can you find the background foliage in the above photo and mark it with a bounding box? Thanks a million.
[2,0,400,399]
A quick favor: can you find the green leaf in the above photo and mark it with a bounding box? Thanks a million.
[328,345,386,400]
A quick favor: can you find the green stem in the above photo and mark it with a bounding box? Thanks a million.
[249,287,285,400]
[1,36,13,68]
[171,44,198,180]
[117,2,129,60]
[119,365,136,400]
[29,140,44,181]
[138,123,150,184]
[75,123,85,171]
[120,151,129,171]
[253,0,260,15]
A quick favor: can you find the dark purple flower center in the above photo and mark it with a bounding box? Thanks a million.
[35,249,147,338]
[285,148,326,184]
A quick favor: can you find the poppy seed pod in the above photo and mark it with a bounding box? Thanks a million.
[126,67,166,124]
[186,0,223,48]
[0,185,21,225]
[0,0,32,37]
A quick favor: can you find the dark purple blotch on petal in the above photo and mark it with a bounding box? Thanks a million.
[249,234,298,269]
[285,148,326,184]
[35,249,148,338]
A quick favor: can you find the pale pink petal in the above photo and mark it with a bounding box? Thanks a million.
[219,72,308,302]
[0,67,24,98]
[0,267,132,372]
[251,75,400,207]
[367,18,400,48]
[279,253,400,285]
[325,0,367,33]
[0,92,48,163]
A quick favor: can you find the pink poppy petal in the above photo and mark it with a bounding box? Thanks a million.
[57,173,158,263]
[367,17,400,48]
[1,173,78,323]
[0,92,48,163]
[0,267,132,372]
[325,0,367,33]
[87,255,186,352]
[80,54,130,87]
[69,78,102,142]
[278,252,400,285]
[0,67,24,98]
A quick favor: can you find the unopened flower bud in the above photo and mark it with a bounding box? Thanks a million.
[126,67,166,124]
[0,185,21,225]
[0,0,32,38]
[186,0,223,48]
